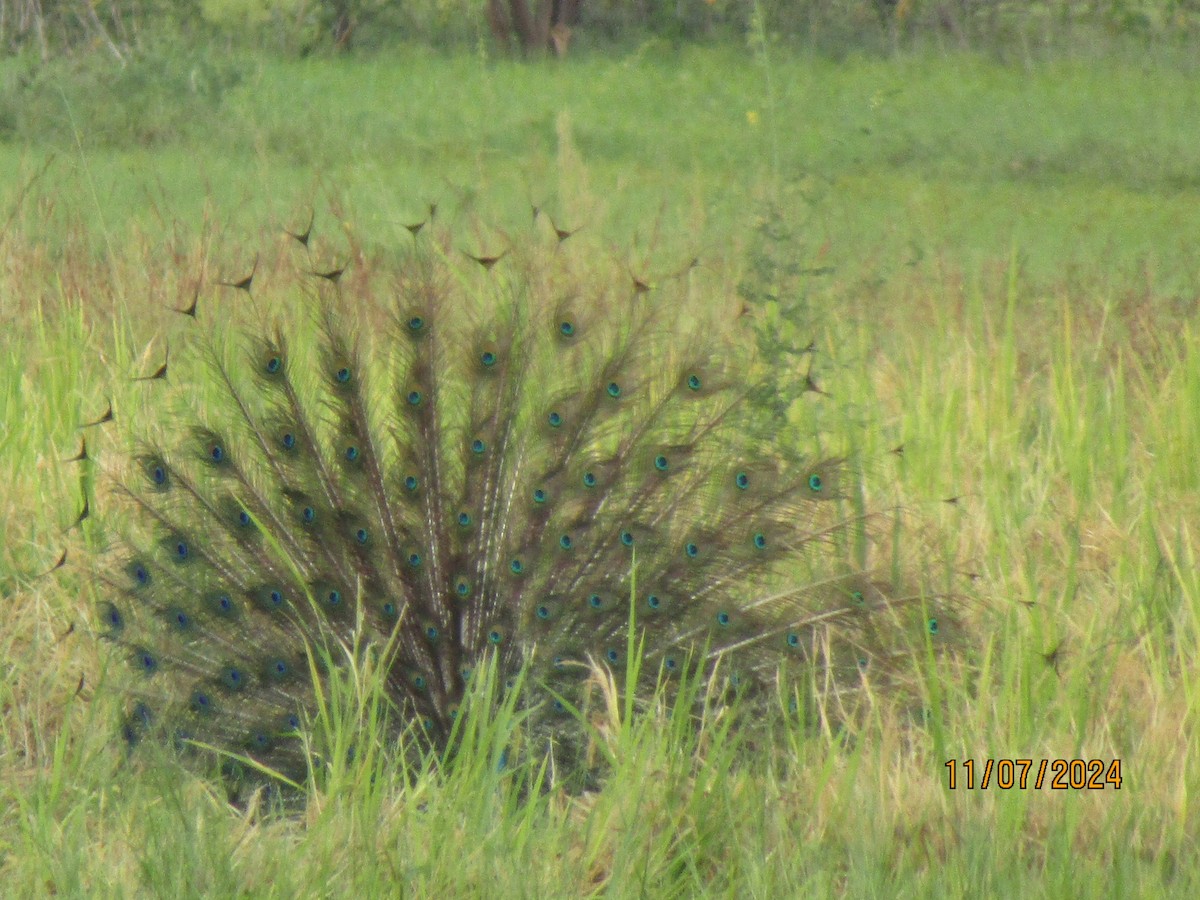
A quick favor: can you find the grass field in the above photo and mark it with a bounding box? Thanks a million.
[2,40,1200,895]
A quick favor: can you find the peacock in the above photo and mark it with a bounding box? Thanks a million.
[74,213,962,787]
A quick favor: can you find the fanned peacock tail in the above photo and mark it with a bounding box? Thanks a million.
[80,214,965,784]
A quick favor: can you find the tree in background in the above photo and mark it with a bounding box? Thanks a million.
[486,0,581,56]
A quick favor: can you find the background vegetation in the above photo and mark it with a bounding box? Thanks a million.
[2,3,1199,895]
[3,0,1200,57]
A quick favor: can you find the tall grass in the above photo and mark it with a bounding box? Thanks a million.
[2,41,1199,894]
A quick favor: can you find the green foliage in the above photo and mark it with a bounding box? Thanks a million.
[738,198,817,418]
[0,0,204,59]
[4,0,1200,59]
[200,0,307,28]
[198,0,319,53]
[194,0,414,54]
[0,45,244,147]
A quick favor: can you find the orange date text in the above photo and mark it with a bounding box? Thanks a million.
[943,758,1122,790]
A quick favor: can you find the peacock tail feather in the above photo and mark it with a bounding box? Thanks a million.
[78,214,965,784]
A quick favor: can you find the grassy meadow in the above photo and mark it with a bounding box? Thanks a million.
[2,39,1200,895]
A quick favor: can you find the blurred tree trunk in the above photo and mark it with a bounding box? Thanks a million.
[486,0,581,56]
[329,0,354,50]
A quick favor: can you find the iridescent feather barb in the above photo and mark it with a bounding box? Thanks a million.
[76,216,965,783]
